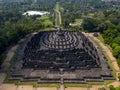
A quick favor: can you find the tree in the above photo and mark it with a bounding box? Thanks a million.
[109,85,116,90]
[113,36,120,45]
[113,46,120,58]
[103,29,118,44]
[112,43,119,49]
[118,73,120,81]
[82,17,100,32]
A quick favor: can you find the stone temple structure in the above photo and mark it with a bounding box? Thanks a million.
[9,29,114,84]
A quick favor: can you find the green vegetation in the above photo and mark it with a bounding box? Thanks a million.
[118,73,120,81]
[80,7,120,67]
[102,28,120,67]
[98,35,105,43]
[88,80,114,85]
[64,84,91,88]
[109,85,120,90]
[0,1,56,67]
[64,80,115,88]
[88,13,95,17]
[34,84,60,88]
[38,16,49,20]
[98,85,120,90]
[75,19,83,24]
[98,87,106,90]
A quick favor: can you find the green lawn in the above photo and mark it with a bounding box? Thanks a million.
[34,84,60,88]
[37,16,49,20]
[98,34,105,43]
[75,19,83,23]
[37,16,53,28]
[75,19,83,25]
[70,18,83,26]
[64,84,91,88]
[43,20,53,26]
[88,13,94,17]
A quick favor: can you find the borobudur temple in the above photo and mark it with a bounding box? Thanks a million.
[9,29,114,84]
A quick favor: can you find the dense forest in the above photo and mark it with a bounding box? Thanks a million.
[57,0,120,68]
[58,0,120,28]
[0,0,120,71]
[0,0,56,66]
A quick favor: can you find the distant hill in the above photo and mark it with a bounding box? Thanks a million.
[0,0,36,3]
[1,0,120,3]
[101,0,120,2]
[0,0,57,3]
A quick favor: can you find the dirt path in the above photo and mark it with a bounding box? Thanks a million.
[86,33,120,87]
[54,2,62,27]
[0,33,37,84]
[87,33,120,72]
[0,45,19,84]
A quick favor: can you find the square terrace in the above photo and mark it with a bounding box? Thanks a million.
[9,30,114,83]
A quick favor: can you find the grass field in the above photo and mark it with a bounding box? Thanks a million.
[69,18,83,26]
[98,34,105,43]
[37,16,49,20]
[88,13,94,17]
[75,19,83,25]
[37,16,53,28]
[64,84,91,88]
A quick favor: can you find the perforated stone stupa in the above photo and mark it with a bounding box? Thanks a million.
[9,29,114,83]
